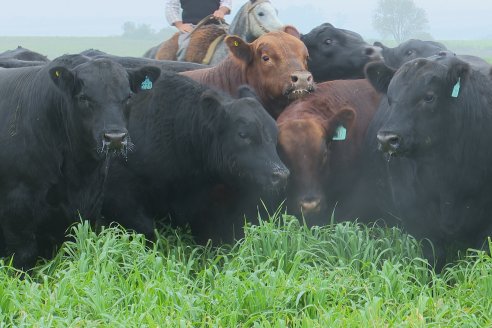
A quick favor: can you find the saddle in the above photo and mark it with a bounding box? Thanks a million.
[185,28,227,64]
[155,15,228,64]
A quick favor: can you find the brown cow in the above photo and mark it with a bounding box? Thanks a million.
[181,26,315,118]
[277,79,381,225]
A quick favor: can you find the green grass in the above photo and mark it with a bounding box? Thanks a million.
[1,214,491,326]
[0,36,173,59]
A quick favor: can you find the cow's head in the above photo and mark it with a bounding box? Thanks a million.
[374,39,448,69]
[201,86,289,192]
[365,57,470,158]
[277,108,355,217]
[301,23,382,82]
[49,58,160,159]
[225,26,315,118]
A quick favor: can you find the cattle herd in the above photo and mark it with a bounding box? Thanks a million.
[1,15,491,271]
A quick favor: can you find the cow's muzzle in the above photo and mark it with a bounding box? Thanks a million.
[285,71,315,100]
[377,131,401,155]
[103,131,128,150]
[269,166,290,190]
[299,195,322,215]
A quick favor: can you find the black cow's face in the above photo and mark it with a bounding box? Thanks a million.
[376,39,448,69]
[301,23,381,82]
[49,59,160,159]
[365,58,469,158]
[205,92,289,191]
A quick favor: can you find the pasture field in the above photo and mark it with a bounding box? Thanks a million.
[1,214,491,326]
[1,36,491,63]
[0,36,169,59]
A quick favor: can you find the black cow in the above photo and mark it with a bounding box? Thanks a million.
[375,39,492,77]
[374,39,448,69]
[0,46,50,62]
[102,72,289,243]
[301,23,381,82]
[428,51,492,77]
[79,49,209,72]
[363,57,492,269]
[0,46,50,68]
[0,55,160,269]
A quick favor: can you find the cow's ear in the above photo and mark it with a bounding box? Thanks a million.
[49,66,80,94]
[128,66,161,93]
[282,25,301,39]
[200,89,225,114]
[373,41,387,50]
[446,58,470,95]
[225,36,253,64]
[365,61,395,94]
[328,107,356,141]
[238,85,259,100]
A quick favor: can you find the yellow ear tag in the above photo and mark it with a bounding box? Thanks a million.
[233,41,239,47]
[55,71,60,77]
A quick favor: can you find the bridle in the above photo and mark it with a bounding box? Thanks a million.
[246,0,273,34]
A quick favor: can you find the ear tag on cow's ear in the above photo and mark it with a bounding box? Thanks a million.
[55,70,60,78]
[233,40,239,47]
[140,76,153,90]
[332,125,347,141]
[451,77,461,98]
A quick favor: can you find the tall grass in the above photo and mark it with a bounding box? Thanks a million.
[0,213,491,326]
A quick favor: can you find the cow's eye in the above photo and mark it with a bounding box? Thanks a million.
[258,12,265,17]
[406,49,415,56]
[238,131,248,139]
[423,93,435,103]
[324,39,333,45]
[262,55,270,62]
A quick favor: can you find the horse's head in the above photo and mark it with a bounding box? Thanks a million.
[230,0,284,42]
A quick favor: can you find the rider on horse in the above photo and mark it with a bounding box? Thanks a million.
[165,0,232,60]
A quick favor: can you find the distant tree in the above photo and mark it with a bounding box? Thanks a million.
[122,21,156,39]
[373,0,430,43]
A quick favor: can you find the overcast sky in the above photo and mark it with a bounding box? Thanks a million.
[1,0,491,40]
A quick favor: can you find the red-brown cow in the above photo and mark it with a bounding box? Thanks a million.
[181,26,315,119]
[277,79,381,225]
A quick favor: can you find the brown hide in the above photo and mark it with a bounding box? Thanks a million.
[156,33,179,60]
[155,25,227,63]
[277,79,381,222]
[180,28,314,118]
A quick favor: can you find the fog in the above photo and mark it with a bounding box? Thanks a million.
[0,0,491,40]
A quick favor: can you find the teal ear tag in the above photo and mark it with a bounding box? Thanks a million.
[332,125,347,141]
[451,77,460,98]
[141,76,153,90]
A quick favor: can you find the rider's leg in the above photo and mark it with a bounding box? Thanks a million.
[176,25,195,61]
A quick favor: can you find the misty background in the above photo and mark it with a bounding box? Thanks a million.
[1,0,491,40]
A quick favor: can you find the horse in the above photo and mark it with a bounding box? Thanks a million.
[148,0,284,65]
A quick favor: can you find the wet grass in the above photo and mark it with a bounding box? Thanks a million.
[1,214,491,326]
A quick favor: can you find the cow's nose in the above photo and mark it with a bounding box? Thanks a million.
[291,71,314,88]
[104,131,128,148]
[363,45,382,60]
[300,196,321,214]
[270,168,290,187]
[377,131,401,153]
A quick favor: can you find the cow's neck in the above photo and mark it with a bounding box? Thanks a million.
[183,57,247,97]
[59,153,110,219]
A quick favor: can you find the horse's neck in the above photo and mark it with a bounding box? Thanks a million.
[228,4,253,41]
